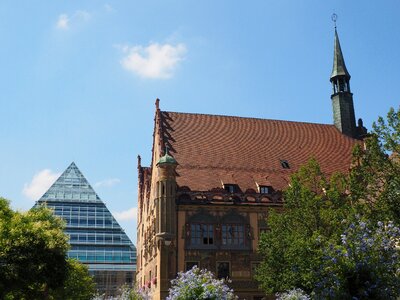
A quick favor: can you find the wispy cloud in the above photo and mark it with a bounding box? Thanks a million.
[55,10,91,30]
[104,4,115,13]
[56,14,69,30]
[23,169,61,200]
[120,43,187,79]
[113,207,137,222]
[94,178,121,188]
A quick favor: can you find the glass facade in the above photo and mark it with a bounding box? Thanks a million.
[34,162,136,296]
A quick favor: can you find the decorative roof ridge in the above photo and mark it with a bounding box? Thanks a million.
[155,99,166,155]
[177,164,293,173]
[149,98,166,172]
[161,110,341,127]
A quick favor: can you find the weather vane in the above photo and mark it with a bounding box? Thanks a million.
[331,13,338,29]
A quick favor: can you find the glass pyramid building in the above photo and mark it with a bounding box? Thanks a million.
[34,162,136,296]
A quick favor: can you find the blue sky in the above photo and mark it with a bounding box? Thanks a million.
[1,1,399,244]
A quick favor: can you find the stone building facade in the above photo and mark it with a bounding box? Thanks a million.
[136,28,367,299]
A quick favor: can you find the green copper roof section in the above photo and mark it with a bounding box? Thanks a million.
[157,147,177,165]
[39,162,102,203]
[330,28,351,80]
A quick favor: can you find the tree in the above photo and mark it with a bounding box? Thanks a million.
[49,259,96,300]
[255,159,353,294]
[0,197,96,299]
[314,217,400,299]
[256,107,400,298]
[350,106,400,224]
[167,266,237,300]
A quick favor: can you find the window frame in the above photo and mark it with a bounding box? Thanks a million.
[189,223,215,246]
[221,223,245,247]
[259,185,271,194]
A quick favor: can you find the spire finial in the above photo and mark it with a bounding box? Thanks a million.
[165,145,169,155]
[331,13,338,29]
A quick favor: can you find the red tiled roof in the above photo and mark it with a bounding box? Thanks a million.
[160,111,359,192]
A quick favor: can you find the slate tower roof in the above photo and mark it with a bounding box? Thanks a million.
[331,28,351,80]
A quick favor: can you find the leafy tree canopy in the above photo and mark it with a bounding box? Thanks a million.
[0,197,96,300]
[256,107,400,299]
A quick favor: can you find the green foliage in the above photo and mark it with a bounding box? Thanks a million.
[314,218,400,299]
[350,106,400,223]
[256,107,400,298]
[373,106,400,154]
[115,284,149,300]
[0,197,96,299]
[255,159,353,294]
[49,259,96,300]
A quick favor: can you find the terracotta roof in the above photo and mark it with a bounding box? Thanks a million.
[160,111,359,192]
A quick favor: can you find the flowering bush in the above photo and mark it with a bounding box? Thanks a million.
[276,288,310,300]
[167,266,237,300]
[314,218,400,299]
[116,284,150,300]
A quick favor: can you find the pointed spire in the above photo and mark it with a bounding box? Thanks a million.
[331,28,351,80]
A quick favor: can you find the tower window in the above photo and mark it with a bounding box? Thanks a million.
[280,160,290,169]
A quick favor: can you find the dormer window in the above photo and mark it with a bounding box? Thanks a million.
[259,186,272,194]
[224,184,239,193]
[280,160,290,169]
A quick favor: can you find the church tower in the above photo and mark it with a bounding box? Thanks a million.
[330,27,357,137]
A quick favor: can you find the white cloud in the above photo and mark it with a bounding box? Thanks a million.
[104,4,115,13]
[56,10,91,30]
[94,178,121,188]
[113,207,137,222]
[56,14,69,30]
[75,10,91,21]
[120,43,187,79]
[23,169,61,200]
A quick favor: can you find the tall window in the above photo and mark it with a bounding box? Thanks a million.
[217,262,230,279]
[221,224,245,246]
[190,224,214,245]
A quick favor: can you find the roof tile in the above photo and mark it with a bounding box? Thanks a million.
[160,111,359,192]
